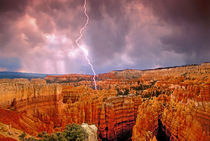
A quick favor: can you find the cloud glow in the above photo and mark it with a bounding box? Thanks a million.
[0,0,209,74]
[80,45,89,57]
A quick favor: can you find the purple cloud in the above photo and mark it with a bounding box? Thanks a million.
[0,0,209,74]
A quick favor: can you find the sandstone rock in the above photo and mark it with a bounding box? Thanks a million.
[0,63,209,141]
[81,123,98,141]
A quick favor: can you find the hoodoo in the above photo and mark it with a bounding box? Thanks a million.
[0,63,209,140]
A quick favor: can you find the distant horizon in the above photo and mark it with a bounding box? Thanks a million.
[0,62,209,76]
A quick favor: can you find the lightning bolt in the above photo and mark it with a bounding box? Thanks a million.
[75,0,97,90]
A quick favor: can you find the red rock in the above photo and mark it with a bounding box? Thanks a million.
[0,63,209,140]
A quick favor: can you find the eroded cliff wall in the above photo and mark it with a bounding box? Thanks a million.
[0,63,209,140]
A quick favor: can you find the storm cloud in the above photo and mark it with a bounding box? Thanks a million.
[0,0,209,74]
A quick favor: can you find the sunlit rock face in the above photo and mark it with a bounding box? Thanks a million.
[133,94,209,141]
[0,79,142,140]
[132,63,210,141]
[0,63,209,140]
[82,123,98,141]
[0,79,62,109]
[98,95,142,140]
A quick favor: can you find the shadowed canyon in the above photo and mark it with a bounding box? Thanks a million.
[0,63,209,141]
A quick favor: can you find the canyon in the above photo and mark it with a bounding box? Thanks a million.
[0,63,209,141]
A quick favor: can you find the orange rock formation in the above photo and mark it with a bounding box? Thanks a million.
[0,63,209,141]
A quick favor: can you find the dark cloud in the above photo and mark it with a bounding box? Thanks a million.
[86,0,133,66]
[140,0,210,26]
[0,57,21,71]
[0,0,28,32]
[0,0,29,52]
[140,0,210,64]
[0,0,209,74]
[0,0,28,14]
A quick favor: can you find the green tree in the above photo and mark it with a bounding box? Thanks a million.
[20,124,88,141]
[19,132,26,141]
[64,124,88,141]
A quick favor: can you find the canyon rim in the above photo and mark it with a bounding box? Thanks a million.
[0,0,210,140]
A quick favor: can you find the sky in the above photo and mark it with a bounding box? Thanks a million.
[0,0,209,74]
